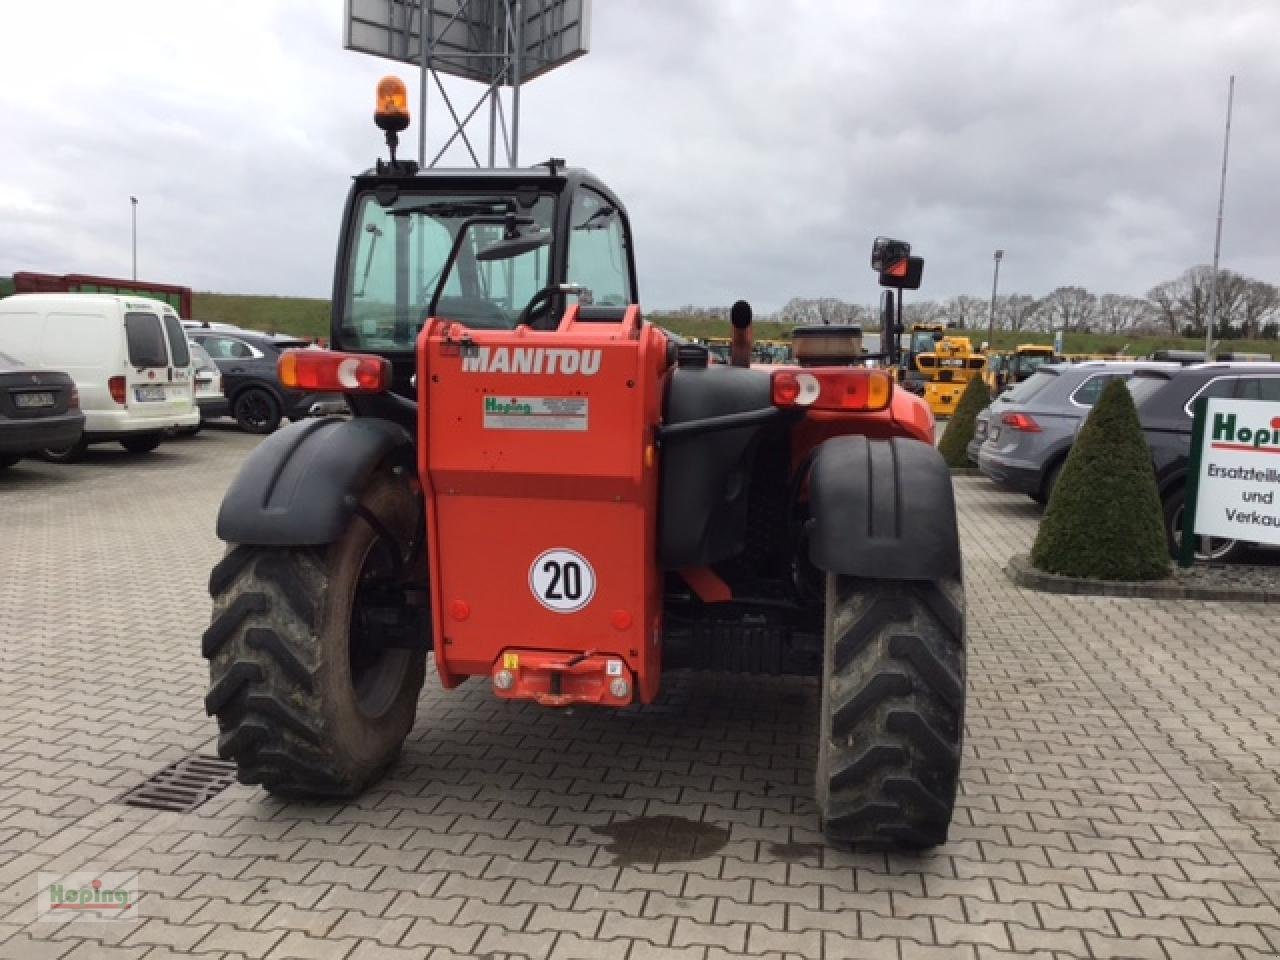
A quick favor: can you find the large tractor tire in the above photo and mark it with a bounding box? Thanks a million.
[202,471,427,799]
[817,575,965,850]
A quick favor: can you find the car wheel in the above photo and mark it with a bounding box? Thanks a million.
[0,454,21,470]
[120,433,163,454]
[1162,487,1244,563]
[233,388,282,434]
[42,438,89,464]
[1032,461,1064,506]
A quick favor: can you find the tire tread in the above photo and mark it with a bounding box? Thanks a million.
[819,577,966,851]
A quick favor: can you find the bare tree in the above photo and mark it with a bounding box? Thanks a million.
[1239,280,1280,339]
[940,295,987,330]
[1146,281,1181,335]
[902,301,945,326]
[1096,294,1151,335]
[1175,265,1221,333]
[1043,286,1098,333]
[999,294,1041,334]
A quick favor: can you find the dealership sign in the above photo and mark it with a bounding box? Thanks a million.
[1184,397,1280,562]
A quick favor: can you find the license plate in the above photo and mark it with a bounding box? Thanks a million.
[135,386,166,402]
[14,391,55,409]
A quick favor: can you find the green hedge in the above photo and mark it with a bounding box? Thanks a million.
[938,376,991,467]
[1030,379,1169,580]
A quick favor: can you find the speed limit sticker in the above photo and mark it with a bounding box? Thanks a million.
[529,548,596,613]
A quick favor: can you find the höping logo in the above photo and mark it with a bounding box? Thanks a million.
[461,347,601,376]
[1211,412,1280,452]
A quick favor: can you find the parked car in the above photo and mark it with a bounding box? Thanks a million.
[0,351,85,470]
[187,329,342,433]
[188,339,228,427]
[1128,362,1280,562]
[0,293,198,460]
[975,362,1174,503]
[182,320,245,333]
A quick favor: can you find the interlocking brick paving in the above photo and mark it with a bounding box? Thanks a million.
[1,429,1277,958]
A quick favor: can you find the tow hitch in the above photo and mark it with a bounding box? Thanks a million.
[491,650,634,707]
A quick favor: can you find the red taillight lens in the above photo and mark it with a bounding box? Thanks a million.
[108,376,126,405]
[771,368,893,412]
[68,386,80,409]
[278,350,390,393]
[1001,412,1042,432]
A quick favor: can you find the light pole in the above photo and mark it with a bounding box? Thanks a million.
[986,249,1003,349]
[1205,75,1235,360]
[130,196,138,280]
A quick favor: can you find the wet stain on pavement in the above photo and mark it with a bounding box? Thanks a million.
[766,841,824,862]
[591,815,730,866]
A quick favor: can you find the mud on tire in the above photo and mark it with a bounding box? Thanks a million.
[817,575,965,850]
[202,472,427,798]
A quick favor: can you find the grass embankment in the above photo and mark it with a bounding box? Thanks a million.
[5,281,1277,357]
[192,293,330,340]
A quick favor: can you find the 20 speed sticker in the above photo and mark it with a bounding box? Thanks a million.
[529,548,596,613]
[484,395,588,431]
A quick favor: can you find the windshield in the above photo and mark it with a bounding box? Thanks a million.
[1011,352,1053,378]
[911,331,939,354]
[339,191,557,350]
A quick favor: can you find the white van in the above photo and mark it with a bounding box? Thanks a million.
[0,293,199,460]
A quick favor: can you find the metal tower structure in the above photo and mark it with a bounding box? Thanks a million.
[345,0,592,168]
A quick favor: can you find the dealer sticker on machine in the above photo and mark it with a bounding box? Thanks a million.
[483,395,588,431]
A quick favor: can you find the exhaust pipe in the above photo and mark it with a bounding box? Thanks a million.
[730,300,753,368]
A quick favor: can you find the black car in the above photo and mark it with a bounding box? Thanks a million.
[0,351,85,469]
[187,329,342,434]
[1129,361,1280,561]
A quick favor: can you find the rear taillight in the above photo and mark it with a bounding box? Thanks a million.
[108,376,126,405]
[278,350,390,393]
[68,386,80,410]
[1001,412,1041,432]
[771,368,893,412]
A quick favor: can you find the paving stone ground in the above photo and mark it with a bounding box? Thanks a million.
[2,426,1279,959]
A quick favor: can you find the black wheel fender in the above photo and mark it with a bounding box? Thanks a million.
[806,436,961,581]
[217,417,414,546]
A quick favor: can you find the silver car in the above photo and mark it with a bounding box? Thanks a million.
[974,362,1174,503]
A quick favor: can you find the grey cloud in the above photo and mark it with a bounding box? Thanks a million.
[1,0,1277,314]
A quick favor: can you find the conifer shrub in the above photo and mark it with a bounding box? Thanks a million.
[1030,379,1169,580]
[938,375,992,468]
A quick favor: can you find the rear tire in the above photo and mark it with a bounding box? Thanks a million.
[1031,460,1063,506]
[1162,486,1243,563]
[120,433,163,454]
[817,575,965,851]
[41,438,88,463]
[233,388,282,434]
[0,454,20,469]
[202,471,427,798]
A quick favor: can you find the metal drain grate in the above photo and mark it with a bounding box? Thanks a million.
[119,755,238,813]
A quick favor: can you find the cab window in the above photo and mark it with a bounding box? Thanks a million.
[566,188,632,307]
[124,313,169,368]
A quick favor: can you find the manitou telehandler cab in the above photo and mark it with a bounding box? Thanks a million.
[203,78,966,849]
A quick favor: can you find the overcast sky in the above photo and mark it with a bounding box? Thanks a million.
[2,0,1277,312]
